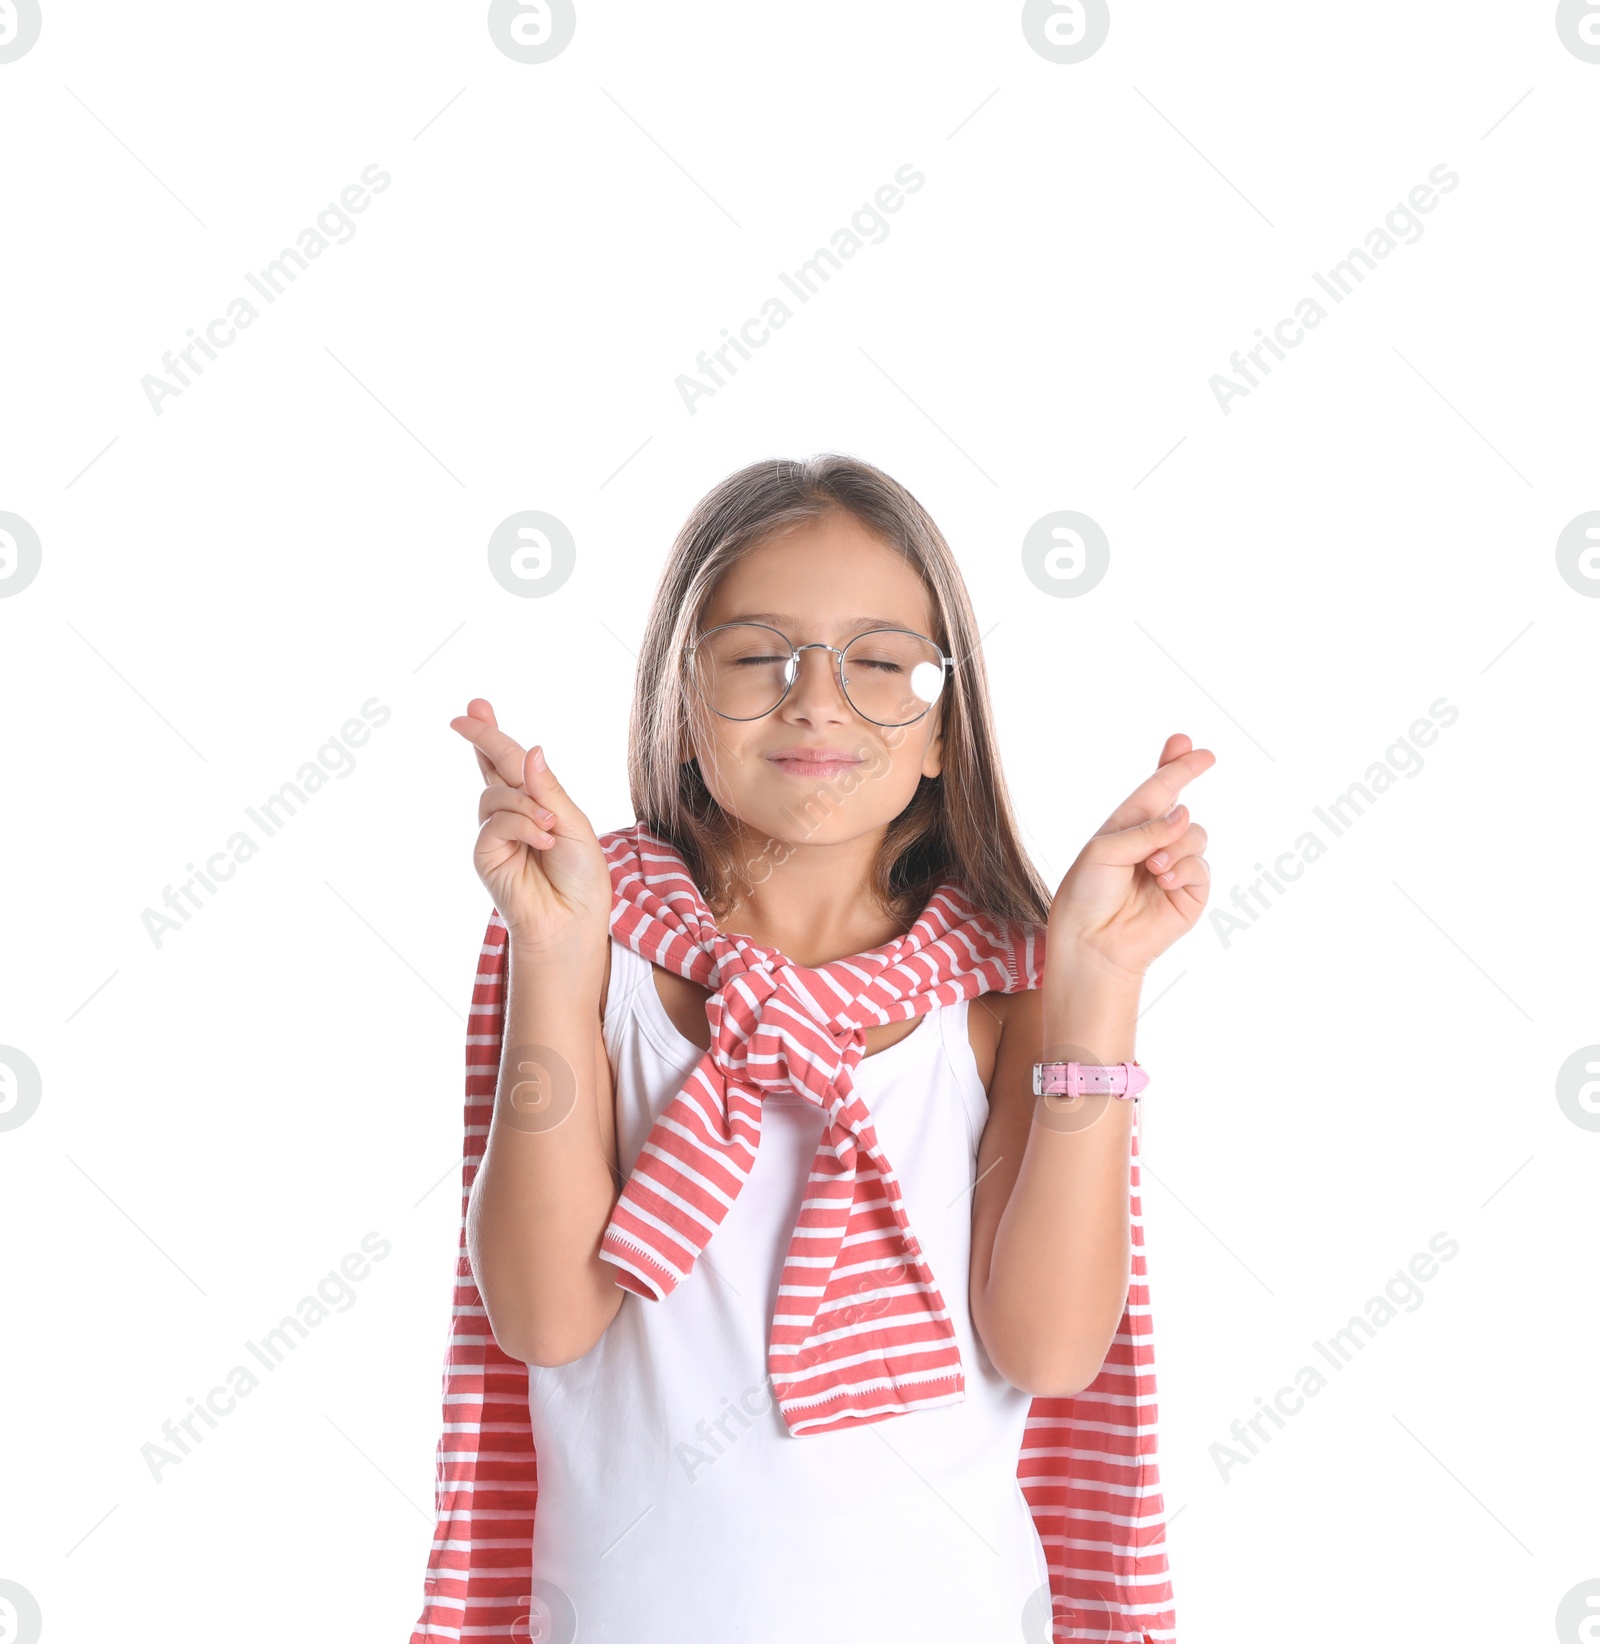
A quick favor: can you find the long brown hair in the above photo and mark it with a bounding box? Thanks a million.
[628,454,1051,930]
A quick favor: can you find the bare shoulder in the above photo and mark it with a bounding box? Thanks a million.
[966,984,1042,1093]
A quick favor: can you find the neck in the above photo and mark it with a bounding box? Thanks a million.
[716,824,911,968]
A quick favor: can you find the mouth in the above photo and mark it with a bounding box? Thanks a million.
[764,747,866,780]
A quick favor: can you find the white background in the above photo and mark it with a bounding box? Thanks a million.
[1,3,1596,1641]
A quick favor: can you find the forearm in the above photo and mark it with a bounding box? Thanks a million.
[467,936,621,1365]
[979,948,1142,1394]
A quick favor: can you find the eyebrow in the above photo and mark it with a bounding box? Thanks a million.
[724,612,921,635]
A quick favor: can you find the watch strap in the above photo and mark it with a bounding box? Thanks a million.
[1031,1060,1149,1100]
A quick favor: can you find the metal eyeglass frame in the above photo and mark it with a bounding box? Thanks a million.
[687,621,955,728]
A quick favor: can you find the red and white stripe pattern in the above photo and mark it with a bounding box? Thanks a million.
[411,822,1176,1642]
[598,823,1045,1433]
[1018,1116,1175,1643]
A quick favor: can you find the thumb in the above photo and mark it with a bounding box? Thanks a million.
[1097,802,1187,866]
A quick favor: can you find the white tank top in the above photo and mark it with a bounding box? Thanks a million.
[526,936,1050,1643]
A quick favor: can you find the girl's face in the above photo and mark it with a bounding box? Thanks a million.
[687,511,945,853]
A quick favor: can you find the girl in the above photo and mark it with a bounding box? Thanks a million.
[413,455,1213,1644]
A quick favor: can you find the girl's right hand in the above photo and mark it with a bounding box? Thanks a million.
[449,698,613,960]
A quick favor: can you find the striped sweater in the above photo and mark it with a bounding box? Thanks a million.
[411,823,1175,1642]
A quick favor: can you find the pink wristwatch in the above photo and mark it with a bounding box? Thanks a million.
[1032,1061,1149,1100]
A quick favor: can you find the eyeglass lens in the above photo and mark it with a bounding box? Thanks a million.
[693,624,946,726]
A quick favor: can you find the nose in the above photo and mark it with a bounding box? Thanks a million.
[781,644,852,725]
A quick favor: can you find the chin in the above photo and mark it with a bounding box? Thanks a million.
[718,784,913,850]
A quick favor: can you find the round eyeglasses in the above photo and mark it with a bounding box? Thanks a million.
[688,622,953,728]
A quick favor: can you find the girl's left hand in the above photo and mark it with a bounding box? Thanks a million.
[1047,733,1216,983]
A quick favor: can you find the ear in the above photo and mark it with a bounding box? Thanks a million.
[920,713,943,780]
